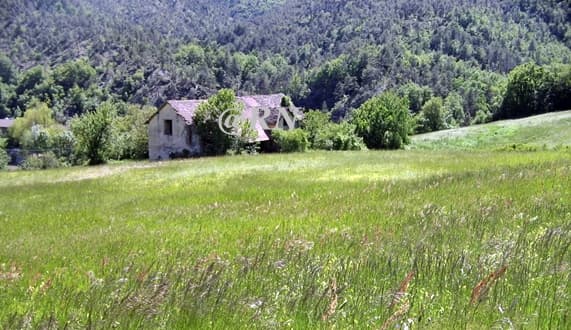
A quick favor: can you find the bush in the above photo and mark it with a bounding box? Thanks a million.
[417,97,445,133]
[51,129,76,163]
[108,104,155,160]
[71,102,115,165]
[272,129,309,153]
[301,110,331,148]
[0,138,8,170]
[351,92,412,149]
[313,122,366,151]
[20,152,61,170]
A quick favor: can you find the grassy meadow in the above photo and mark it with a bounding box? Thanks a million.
[1,149,570,328]
[411,110,571,151]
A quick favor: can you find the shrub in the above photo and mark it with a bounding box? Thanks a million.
[272,129,309,153]
[301,110,331,148]
[351,92,412,149]
[51,129,76,163]
[108,104,155,160]
[313,122,366,151]
[20,152,61,170]
[417,97,445,133]
[0,138,8,170]
[71,102,115,165]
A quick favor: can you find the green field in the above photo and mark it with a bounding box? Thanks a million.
[1,149,571,326]
[411,110,571,151]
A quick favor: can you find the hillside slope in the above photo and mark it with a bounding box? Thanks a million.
[0,0,569,119]
[411,110,571,150]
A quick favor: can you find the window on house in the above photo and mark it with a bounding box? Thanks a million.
[164,120,173,136]
[187,127,193,145]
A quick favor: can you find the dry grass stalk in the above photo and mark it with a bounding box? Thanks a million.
[389,271,415,308]
[321,278,338,321]
[470,265,508,305]
[380,299,411,330]
[379,271,415,330]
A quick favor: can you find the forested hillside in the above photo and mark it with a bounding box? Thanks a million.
[0,0,569,121]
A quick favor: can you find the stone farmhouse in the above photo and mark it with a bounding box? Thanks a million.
[147,93,301,160]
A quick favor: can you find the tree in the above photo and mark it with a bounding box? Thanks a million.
[301,110,331,147]
[0,53,16,84]
[109,104,156,160]
[398,83,433,113]
[53,59,96,90]
[9,102,57,144]
[194,89,242,156]
[71,102,116,165]
[418,97,445,133]
[497,63,555,119]
[548,64,571,112]
[443,92,465,126]
[351,92,412,149]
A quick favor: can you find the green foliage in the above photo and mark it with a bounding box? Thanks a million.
[20,151,61,170]
[472,109,493,125]
[109,104,155,160]
[312,122,366,151]
[52,59,96,90]
[417,97,445,133]
[351,92,412,149]
[0,53,16,84]
[175,44,206,65]
[272,129,309,153]
[50,129,76,162]
[548,63,571,111]
[9,102,57,144]
[497,63,555,119]
[71,102,116,165]
[0,82,16,118]
[228,120,259,155]
[0,0,569,121]
[0,138,8,170]
[443,92,465,126]
[16,66,49,95]
[301,110,331,147]
[398,83,433,113]
[195,89,242,156]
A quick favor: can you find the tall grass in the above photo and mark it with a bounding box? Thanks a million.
[0,151,570,328]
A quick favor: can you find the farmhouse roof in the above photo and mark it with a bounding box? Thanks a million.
[0,118,14,128]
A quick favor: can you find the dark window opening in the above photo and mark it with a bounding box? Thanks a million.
[188,127,193,145]
[164,120,173,136]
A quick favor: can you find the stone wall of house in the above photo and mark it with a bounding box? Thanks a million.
[148,106,202,160]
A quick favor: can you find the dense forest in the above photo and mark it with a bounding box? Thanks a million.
[0,0,570,167]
